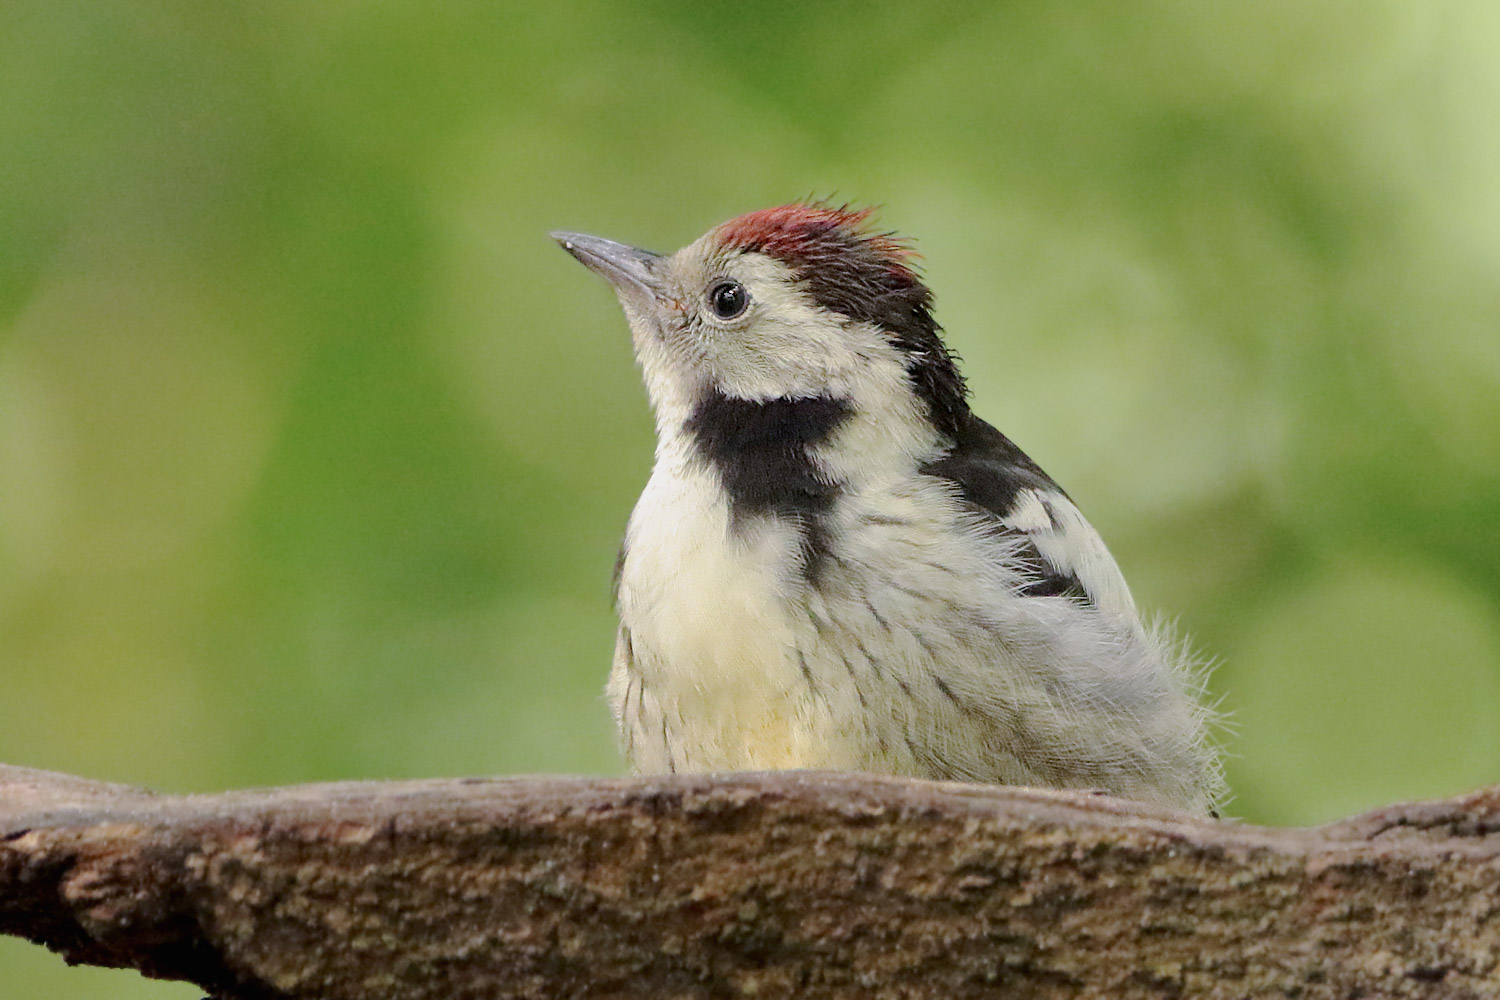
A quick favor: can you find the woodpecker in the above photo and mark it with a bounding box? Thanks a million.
[554,204,1223,814]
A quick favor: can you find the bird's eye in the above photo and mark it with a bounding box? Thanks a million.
[708,280,750,320]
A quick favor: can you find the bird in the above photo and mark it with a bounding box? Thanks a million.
[553,203,1223,814]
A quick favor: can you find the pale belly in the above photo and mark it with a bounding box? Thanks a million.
[603,462,1221,813]
[610,468,865,773]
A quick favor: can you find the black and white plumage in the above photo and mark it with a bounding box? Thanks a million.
[554,204,1223,814]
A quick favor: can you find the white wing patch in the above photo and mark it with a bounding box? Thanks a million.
[1002,488,1137,619]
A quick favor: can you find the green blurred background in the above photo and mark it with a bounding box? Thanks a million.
[4,2,1500,995]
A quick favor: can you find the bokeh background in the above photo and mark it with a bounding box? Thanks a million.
[5,2,1500,995]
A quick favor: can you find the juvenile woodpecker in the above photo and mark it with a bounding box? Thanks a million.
[554,204,1222,814]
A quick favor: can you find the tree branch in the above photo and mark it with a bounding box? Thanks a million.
[2,763,1498,998]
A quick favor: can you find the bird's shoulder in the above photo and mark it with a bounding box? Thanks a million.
[919,413,1136,617]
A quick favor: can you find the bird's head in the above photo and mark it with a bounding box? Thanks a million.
[554,204,970,468]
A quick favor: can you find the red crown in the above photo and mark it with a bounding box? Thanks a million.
[714,203,919,280]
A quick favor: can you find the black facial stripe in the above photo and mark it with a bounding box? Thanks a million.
[685,390,852,580]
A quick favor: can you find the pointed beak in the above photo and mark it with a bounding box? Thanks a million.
[551,231,663,301]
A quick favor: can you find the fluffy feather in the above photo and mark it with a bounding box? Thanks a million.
[558,205,1225,814]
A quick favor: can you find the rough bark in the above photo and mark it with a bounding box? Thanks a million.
[2,764,1498,999]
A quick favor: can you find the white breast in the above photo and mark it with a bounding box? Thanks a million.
[610,454,1221,813]
[612,462,857,772]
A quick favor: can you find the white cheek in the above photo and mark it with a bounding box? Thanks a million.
[708,298,853,399]
[818,364,944,485]
[624,249,940,480]
[686,253,854,399]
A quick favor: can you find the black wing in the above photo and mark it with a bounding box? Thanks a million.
[920,413,1133,612]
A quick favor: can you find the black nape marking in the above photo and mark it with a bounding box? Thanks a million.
[685,390,852,578]
[922,411,1093,605]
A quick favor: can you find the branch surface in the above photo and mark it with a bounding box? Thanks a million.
[3,764,1499,999]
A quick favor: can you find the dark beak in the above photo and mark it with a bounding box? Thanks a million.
[551,231,663,300]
